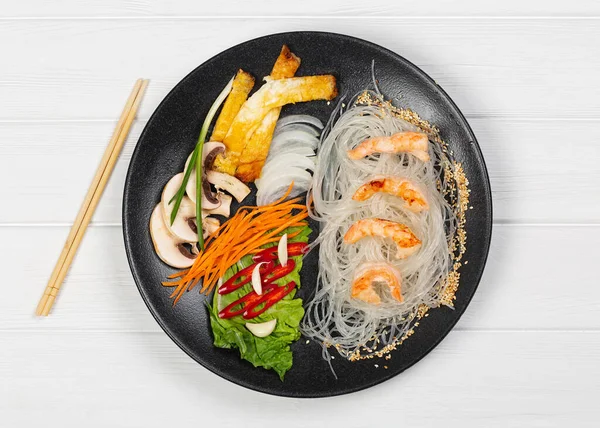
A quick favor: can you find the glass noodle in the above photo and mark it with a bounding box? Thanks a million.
[301,93,460,360]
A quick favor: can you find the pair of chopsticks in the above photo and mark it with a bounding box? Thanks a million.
[36,79,149,317]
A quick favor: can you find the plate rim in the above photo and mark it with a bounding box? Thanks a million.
[122,30,493,398]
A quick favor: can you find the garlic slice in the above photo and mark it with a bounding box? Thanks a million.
[245,319,277,338]
[278,233,288,266]
[251,262,266,295]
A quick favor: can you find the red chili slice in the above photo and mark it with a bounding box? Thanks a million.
[252,242,309,263]
[263,259,296,284]
[218,283,278,319]
[218,260,275,295]
[242,281,296,320]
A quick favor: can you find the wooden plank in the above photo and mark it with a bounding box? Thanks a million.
[1,118,598,224]
[3,0,600,17]
[7,225,600,331]
[0,19,599,120]
[1,330,598,426]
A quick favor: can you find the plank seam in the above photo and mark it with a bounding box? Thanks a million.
[1,16,600,20]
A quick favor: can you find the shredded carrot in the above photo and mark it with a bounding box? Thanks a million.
[164,184,309,301]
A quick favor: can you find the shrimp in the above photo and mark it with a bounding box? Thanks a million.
[352,175,429,212]
[351,262,403,305]
[347,131,430,162]
[343,218,421,259]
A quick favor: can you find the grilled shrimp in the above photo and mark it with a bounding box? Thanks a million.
[347,131,430,162]
[351,262,403,305]
[343,218,421,259]
[352,176,429,212]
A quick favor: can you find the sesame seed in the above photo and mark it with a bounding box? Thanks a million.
[374,364,379,368]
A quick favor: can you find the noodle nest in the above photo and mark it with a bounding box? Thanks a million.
[301,91,469,361]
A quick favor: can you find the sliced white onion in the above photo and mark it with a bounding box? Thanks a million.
[259,167,311,192]
[257,176,311,206]
[273,123,320,138]
[256,114,322,206]
[266,145,315,160]
[275,115,324,130]
[257,170,312,198]
[278,234,288,266]
[269,130,319,152]
[252,262,266,295]
[267,144,317,162]
[256,155,316,190]
[245,319,277,338]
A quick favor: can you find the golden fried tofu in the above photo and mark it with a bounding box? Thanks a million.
[235,45,301,182]
[218,75,338,177]
[211,69,255,142]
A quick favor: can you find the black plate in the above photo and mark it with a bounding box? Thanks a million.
[123,32,492,397]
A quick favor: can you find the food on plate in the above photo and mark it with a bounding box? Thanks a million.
[183,143,226,208]
[347,131,430,162]
[161,174,201,242]
[214,74,337,176]
[206,171,251,202]
[352,176,429,212]
[207,194,232,217]
[245,319,277,338]
[167,77,236,251]
[149,205,198,268]
[151,79,239,265]
[235,45,301,182]
[209,225,310,380]
[301,89,469,362]
[211,70,255,142]
[343,218,421,259]
[255,114,322,206]
[149,47,469,378]
[149,45,341,379]
[351,262,403,305]
[163,187,308,302]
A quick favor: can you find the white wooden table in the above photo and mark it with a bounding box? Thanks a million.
[2,1,599,426]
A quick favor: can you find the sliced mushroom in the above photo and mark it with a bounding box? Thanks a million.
[187,216,219,239]
[207,170,251,202]
[206,193,232,217]
[204,216,220,236]
[149,204,197,268]
[202,142,226,169]
[184,144,225,209]
[161,173,198,242]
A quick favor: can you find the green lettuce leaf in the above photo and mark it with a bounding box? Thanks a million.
[208,225,311,380]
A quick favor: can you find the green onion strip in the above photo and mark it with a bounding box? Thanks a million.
[169,76,234,252]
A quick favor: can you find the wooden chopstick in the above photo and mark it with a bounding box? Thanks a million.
[36,79,149,316]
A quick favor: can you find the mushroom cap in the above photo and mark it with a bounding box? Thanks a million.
[184,150,222,209]
[161,173,198,242]
[149,204,197,268]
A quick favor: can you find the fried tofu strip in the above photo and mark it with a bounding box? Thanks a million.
[235,45,301,182]
[215,75,337,176]
[211,69,255,142]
